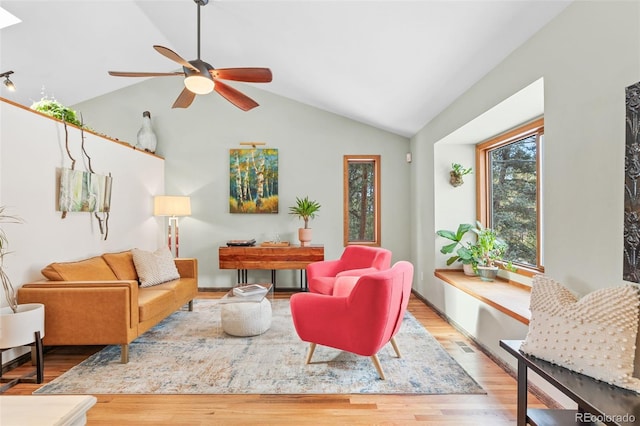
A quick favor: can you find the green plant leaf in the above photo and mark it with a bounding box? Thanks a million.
[440,241,458,254]
[455,223,473,239]
[436,230,457,241]
[446,255,460,266]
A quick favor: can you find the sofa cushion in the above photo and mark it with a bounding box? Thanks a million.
[41,256,118,281]
[132,247,180,288]
[152,278,197,302]
[137,288,176,322]
[102,251,138,281]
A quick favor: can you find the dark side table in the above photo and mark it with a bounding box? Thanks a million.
[500,340,640,426]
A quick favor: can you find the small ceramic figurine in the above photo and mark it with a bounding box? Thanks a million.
[136,111,157,153]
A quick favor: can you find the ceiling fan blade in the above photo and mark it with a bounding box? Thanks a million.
[214,80,259,111]
[153,45,199,72]
[108,71,184,77]
[172,87,197,109]
[211,68,273,83]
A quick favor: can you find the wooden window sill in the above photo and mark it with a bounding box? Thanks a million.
[434,269,531,325]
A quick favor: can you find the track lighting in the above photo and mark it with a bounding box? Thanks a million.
[0,70,15,91]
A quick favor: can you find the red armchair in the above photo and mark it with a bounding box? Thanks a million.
[290,261,414,380]
[306,245,392,294]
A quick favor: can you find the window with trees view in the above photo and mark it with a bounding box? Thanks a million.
[343,155,381,246]
[476,118,544,271]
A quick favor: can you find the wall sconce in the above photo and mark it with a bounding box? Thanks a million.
[0,70,15,91]
[154,195,191,257]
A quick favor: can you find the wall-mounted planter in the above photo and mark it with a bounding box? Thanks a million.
[449,163,472,187]
[450,172,465,187]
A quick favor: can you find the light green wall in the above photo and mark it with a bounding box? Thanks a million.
[409,1,640,403]
[75,77,411,287]
[413,0,640,298]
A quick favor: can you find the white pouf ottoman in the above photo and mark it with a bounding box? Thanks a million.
[221,298,272,337]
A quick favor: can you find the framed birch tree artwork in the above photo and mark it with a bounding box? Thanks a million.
[229,148,278,213]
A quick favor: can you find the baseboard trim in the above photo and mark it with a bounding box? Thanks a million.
[410,289,561,410]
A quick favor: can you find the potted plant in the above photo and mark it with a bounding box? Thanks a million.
[470,221,507,282]
[0,207,45,355]
[289,196,321,246]
[449,163,472,187]
[436,223,477,275]
[30,95,83,127]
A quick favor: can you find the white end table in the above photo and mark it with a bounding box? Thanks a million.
[0,395,97,426]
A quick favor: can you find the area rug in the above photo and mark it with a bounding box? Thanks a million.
[35,299,484,395]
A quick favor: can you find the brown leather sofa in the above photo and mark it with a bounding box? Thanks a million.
[17,250,198,363]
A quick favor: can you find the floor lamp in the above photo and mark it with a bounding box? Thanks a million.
[154,195,191,257]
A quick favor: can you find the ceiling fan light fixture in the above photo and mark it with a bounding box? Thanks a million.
[184,74,214,95]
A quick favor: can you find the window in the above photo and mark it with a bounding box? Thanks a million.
[476,118,544,272]
[343,155,381,246]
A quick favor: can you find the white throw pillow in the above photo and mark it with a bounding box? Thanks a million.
[132,247,180,288]
[521,275,640,392]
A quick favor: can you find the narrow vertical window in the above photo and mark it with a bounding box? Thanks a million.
[344,155,381,246]
[477,118,544,271]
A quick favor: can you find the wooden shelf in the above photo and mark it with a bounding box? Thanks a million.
[434,269,531,324]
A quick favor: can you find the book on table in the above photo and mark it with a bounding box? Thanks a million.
[232,284,268,297]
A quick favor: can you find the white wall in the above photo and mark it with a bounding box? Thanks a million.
[74,79,411,288]
[410,0,640,405]
[0,98,164,363]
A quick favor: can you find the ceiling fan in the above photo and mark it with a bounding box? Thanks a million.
[108,0,272,111]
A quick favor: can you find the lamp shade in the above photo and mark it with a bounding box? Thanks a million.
[154,196,191,217]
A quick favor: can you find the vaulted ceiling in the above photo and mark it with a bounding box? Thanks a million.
[0,1,571,137]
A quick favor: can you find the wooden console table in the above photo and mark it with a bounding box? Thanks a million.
[500,339,640,426]
[219,245,324,290]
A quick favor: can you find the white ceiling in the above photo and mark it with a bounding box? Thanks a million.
[0,0,571,137]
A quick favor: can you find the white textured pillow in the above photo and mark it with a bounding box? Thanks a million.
[521,275,640,392]
[132,247,180,288]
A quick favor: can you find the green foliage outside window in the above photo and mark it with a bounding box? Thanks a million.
[489,134,538,266]
[348,161,376,241]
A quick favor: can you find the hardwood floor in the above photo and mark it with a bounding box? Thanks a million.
[2,291,547,425]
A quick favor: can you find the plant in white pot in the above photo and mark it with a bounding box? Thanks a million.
[470,221,507,282]
[289,196,321,246]
[0,207,45,383]
[436,223,477,275]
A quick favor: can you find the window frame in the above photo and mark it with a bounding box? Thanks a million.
[343,155,381,247]
[476,117,544,274]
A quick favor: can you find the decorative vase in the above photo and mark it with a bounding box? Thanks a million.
[477,266,499,282]
[0,303,45,349]
[136,111,158,153]
[462,263,476,276]
[298,228,312,246]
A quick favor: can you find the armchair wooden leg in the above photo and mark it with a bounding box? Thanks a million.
[390,336,402,358]
[188,300,194,312]
[371,354,386,380]
[306,343,317,364]
[121,344,129,364]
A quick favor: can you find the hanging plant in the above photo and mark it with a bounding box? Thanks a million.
[450,163,472,187]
